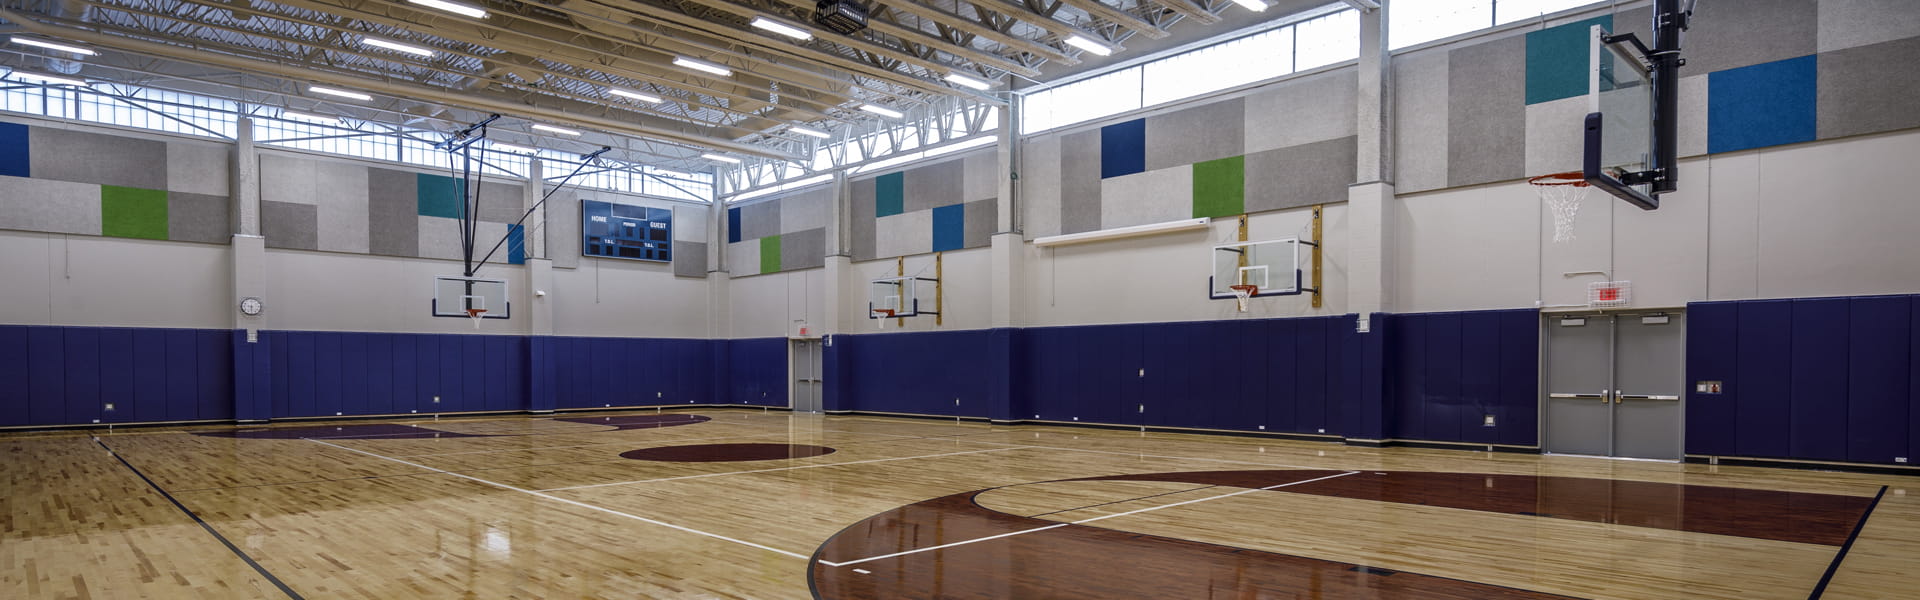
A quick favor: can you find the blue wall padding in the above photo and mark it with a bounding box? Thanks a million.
[931,204,965,252]
[1100,119,1146,179]
[1708,55,1819,154]
[232,331,272,421]
[725,338,787,406]
[1690,294,1920,465]
[0,326,233,427]
[0,121,29,178]
[837,330,995,417]
[1379,310,1540,446]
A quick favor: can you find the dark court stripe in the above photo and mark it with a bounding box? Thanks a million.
[96,438,305,600]
[1808,485,1889,600]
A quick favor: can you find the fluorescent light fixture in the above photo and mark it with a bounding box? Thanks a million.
[362,37,436,57]
[309,86,372,101]
[1229,0,1268,11]
[530,124,581,136]
[1064,34,1114,56]
[944,72,991,90]
[490,143,533,154]
[922,135,996,158]
[673,56,731,77]
[405,0,488,19]
[859,104,904,119]
[10,71,88,86]
[700,153,742,164]
[750,16,813,41]
[10,37,97,56]
[281,111,340,123]
[788,125,831,139]
[609,88,662,103]
[1033,217,1210,247]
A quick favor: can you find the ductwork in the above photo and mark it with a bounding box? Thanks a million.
[41,0,89,74]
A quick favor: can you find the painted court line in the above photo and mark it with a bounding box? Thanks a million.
[305,439,814,561]
[819,470,1359,567]
[967,439,1325,470]
[536,446,1031,493]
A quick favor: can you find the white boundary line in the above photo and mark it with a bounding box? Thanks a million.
[536,446,1030,493]
[965,439,1326,470]
[818,470,1359,567]
[305,438,814,561]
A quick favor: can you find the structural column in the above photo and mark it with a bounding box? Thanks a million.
[229,116,272,422]
[1344,1,1396,442]
[986,99,1022,422]
[707,187,734,403]
[524,159,557,413]
[821,171,853,412]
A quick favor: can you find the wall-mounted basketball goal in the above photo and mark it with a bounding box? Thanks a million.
[869,254,942,327]
[433,276,509,328]
[1209,211,1322,312]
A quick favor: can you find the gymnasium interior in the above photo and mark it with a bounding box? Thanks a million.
[3,0,1919,598]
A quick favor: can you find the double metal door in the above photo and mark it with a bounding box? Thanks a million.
[1543,312,1684,460]
[790,340,823,413]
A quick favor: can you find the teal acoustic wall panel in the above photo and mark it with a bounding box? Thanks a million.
[1525,16,1613,105]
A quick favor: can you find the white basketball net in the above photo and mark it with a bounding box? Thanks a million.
[1230,286,1256,313]
[1531,172,1591,243]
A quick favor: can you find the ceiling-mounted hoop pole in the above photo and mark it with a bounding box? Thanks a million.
[1310,205,1323,308]
[895,256,905,327]
[935,252,944,327]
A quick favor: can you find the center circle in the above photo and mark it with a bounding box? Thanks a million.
[619,443,838,462]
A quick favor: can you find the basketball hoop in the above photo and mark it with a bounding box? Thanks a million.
[1529,171,1590,243]
[1229,284,1258,313]
[465,308,487,328]
[871,308,894,329]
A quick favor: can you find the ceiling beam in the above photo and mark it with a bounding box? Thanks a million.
[1050,0,1174,39]
[1153,0,1224,25]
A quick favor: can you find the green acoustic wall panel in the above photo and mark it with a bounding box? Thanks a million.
[760,234,782,274]
[1525,15,1612,105]
[875,172,905,217]
[1191,155,1245,219]
[100,186,169,240]
[416,173,466,219]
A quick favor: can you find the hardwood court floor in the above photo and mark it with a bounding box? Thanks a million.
[2,409,1914,599]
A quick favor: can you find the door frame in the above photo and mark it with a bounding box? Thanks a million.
[788,337,823,412]
[1538,308,1688,461]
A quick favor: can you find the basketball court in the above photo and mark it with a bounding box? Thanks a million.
[4,0,1920,598]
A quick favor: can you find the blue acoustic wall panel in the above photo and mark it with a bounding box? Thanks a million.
[1847,296,1910,463]
[1708,55,1819,154]
[1735,301,1793,458]
[1685,302,1738,456]
[1789,299,1850,461]
[0,121,28,178]
[726,206,743,243]
[1100,119,1147,179]
[931,204,965,253]
[1383,310,1540,446]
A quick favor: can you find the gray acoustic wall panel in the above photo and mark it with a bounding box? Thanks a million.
[674,241,708,277]
[1059,129,1103,235]
[1245,136,1358,212]
[1243,70,1358,153]
[0,177,101,235]
[259,154,318,206]
[165,142,229,197]
[781,186,832,234]
[1446,35,1526,188]
[963,199,995,248]
[477,181,523,223]
[1100,166,1192,229]
[1818,0,1920,53]
[874,209,932,258]
[903,158,964,213]
[1818,36,1920,139]
[1020,134,1062,238]
[548,190,580,268]
[1145,97,1245,170]
[780,227,826,271]
[673,205,708,243]
[28,128,168,190]
[368,167,420,257]
[1681,0,1817,75]
[851,177,877,261]
[1394,51,1451,193]
[416,216,463,260]
[315,162,371,254]
[262,200,318,250]
[738,198,781,241]
[1677,74,1710,158]
[1523,96,1589,177]
[962,151,997,203]
[166,192,230,244]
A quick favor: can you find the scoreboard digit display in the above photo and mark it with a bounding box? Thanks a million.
[581,199,672,262]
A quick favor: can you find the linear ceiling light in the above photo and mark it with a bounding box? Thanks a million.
[651,169,698,179]
[405,0,488,19]
[309,86,372,101]
[1032,218,1210,247]
[1064,35,1115,56]
[362,38,436,57]
[750,17,813,41]
[858,104,904,119]
[788,125,831,139]
[944,73,991,90]
[10,37,97,56]
[530,124,581,136]
[700,153,742,164]
[281,111,340,123]
[673,56,732,77]
[490,143,533,154]
[609,88,662,103]
[1229,0,1269,11]
[8,71,88,86]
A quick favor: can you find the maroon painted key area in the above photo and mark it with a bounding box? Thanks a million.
[810,470,1877,600]
[620,443,837,462]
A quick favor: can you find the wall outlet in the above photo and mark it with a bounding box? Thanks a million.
[1483,414,1496,426]
[432,396,441,403]
[1258,425,1266,430]
[657,392,662,398]
[1898,457,1909,464]
[1317,428,1325,433]
[103,403,115,411]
